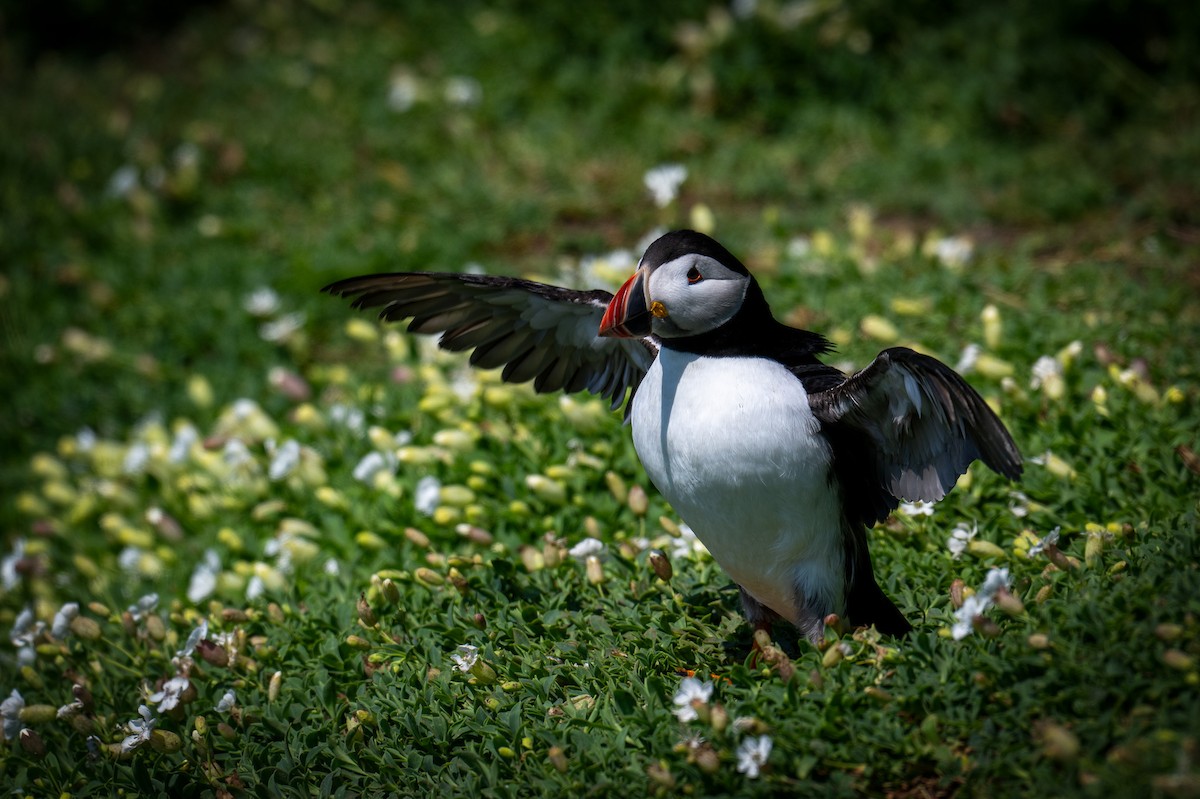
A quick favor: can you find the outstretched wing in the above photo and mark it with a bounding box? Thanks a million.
[323,272,658,412]
[809,347,1022,520]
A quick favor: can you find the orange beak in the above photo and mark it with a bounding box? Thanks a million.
[599,268,651,338]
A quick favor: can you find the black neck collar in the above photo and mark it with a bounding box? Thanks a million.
[660,280,833,364]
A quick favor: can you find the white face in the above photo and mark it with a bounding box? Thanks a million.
[644,254,751,338]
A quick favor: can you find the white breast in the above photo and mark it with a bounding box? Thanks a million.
[631,349,845,626]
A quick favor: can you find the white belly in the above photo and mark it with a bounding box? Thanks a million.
[632,350,845,625]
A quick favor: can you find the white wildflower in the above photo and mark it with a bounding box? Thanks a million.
[451,644,479,673]
[187,549,221,603]
[388,72,420,112]
[1009,491,1030,518]
[897,500,935,517]
[75,427,97,452]
[11,607,44,665]
[242,287,281,317]
[669,522,709,560]
[323,558,341,576]
[120,705,156,753]
[178,619,209,658]
[214,689,237,713]
[414,475,442,515]
[672,677,713,723]
[122,442,151,475]
[1030,355,1061,390]
[955,343,981,374]
[259,311,306,343]
[947,523,977,560]
[444,76,481,106]
[568,537,604,561]
[950,567,1010,640]
[168,423,198,464]
[933,236,973,269]
[786,236,812,259]
[1,538,25,591]
[148,675,190,712]
[267,438,302,481]
[731,0,757,18]
[736,735,773,778]
[328,403,365,432]
[1027,528,1060,558]
[51,602,79,639]
[353,451,395,484]
[1,690,24,741]
[245,575,265,600]
[106,165,139,198]
[223,437,254,468]
[127,593,158,622]
[644,164,688,207]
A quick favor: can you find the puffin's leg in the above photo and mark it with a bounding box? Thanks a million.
[739,587,780,666]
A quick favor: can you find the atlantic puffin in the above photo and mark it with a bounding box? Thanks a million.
[324,229,1022,644]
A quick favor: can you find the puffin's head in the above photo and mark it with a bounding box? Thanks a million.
[599,230,752,340]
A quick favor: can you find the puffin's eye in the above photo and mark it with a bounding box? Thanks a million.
[686,266,703,284]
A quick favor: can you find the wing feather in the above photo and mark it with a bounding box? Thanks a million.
[323,271,657,412]
[810,347,1021,519]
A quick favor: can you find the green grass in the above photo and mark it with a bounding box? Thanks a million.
[2,1,1199,796]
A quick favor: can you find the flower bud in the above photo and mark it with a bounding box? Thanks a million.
[981,304,1002,349]
[197,639,229,667]
[268,670,282,704]
[150,729,183,753]
[1039,722,1079,762]
[448,568,469,596]
[604,471,627,504]
[357,594,378,628]
[1027,633,1051,650]
[585,555,604,585]
[710,702,728,733]
[404,527,430,548]
[695,745,720,774]
[648,549,672,581]
[381,578,401,605]
[19,728,46,759]
[525,474,567,504]
[1084,529,1106,567]
[627,485,648,516]
[345,635,371,650]
[543,540,565,568]
[221,608,250,623]
[456,524,493,546]
[521,546,544,572]
[949,579,966,609]
[1156,623,1184,641]
[994,588,1025,616]
[69,616,102,640]
[414,567,444,587]
[548,745,568,773]
[217,722,237,741]
[822,642,849,668]
[73,684,94,713]
[967,539,1007,559]
[860,314,899,343]
[864,686,893,704]
[19,704,58,724]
